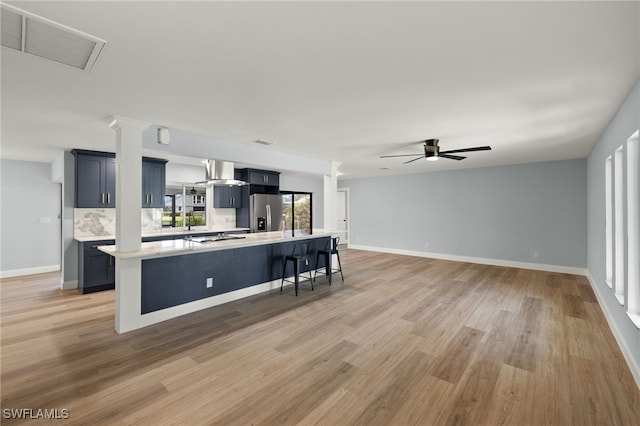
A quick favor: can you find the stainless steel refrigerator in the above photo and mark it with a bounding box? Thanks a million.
[250,194,285,233]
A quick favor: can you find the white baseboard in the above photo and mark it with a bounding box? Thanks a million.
[347,244,587,276]
[586,272,640,390]
[132,278,287,332]
[61,280,78,290]
[0,264,60,279]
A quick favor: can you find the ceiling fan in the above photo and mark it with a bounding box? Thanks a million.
[380,139,492,164]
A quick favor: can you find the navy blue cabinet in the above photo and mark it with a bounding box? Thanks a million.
[235,168,280,228]
[142,158,167,208]
[73,150,116,208]
[247,169,279,187]
[78,240,115,294]
[73,150,166,209]
[214,185,242,208]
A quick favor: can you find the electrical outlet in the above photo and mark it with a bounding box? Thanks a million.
[424,242,430,248]
[533,250,541,259]
[206,277,213,288]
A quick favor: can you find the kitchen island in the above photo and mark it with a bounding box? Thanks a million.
[98,230,333,332]
[75,227,250,294]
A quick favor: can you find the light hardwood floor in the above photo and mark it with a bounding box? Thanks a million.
[1,249,639,425]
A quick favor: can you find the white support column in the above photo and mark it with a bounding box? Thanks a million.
[107,115,151,333]
[323,161,341,232]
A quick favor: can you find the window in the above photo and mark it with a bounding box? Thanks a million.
[614,146,625,304]
[163,185,206,228]
[281,192,312,237]
[604,130,640,327]
[605,156,613,287]
[626,130,639,326]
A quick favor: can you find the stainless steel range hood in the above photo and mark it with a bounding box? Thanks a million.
[196,160,247,186]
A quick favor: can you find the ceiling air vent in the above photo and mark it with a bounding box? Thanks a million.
[1,3,106,72]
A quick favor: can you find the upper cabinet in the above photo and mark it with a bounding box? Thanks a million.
[247,169,279,187]
[72,150,166,209]
[73,150,116,208]
[236,168,280,195]
[213,185,242,208]
[142,158,167,208]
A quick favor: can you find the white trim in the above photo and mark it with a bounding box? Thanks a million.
[0,264,60,279]
[106,115,152,131]
[627,313,640,330]
[61,280,78,290]
[586,272,640,390]
[347,244,587,275]
[337,187,350,245]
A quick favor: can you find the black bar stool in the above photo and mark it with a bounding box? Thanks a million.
[314,236,344,284]
[281,242,313,296]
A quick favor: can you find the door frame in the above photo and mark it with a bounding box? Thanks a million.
[337,187,350,246]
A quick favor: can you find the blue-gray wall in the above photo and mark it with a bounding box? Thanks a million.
[341,159,587,268]
[587,80,640,383]
[0,159,61,276]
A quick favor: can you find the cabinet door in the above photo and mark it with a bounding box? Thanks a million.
[214,186,232,208]
[105,157,116,207]
[248,171,268,185]
[75,153,116,208]
[83,251,114,288]
[148,161,165,208]
[142,160,166,208]
[85,251,109,282]
[214,186,242,208]
[77,155,106,208]
[264,171,279,187]
[248,170,279,187]
[79,241,115,294]
[230,186,242,207]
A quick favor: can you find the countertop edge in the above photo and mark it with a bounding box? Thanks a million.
[97,230,335,260]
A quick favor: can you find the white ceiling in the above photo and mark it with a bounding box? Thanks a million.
[1,1,638,178]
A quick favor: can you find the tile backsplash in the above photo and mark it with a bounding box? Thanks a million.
[74,208,162,238]
[208,208,236,229]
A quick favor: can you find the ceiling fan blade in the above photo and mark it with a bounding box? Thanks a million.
[439,146,492,155]
[440,154,466,161]
[402,156,425,164]
[380,153,424,158]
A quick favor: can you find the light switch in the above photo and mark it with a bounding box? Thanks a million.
[39,217,52,223]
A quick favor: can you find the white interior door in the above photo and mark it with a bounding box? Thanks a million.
[336,189,348,245]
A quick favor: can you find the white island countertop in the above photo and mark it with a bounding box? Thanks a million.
[97,230,334,260]
[75,227,250,242]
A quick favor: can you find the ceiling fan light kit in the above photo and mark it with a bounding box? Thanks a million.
[381,138,491,164]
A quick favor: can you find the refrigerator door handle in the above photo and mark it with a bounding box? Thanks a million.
[266,204,271,231]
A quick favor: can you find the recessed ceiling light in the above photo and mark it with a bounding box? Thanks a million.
[255,140,275,146]
[1,3,106,72]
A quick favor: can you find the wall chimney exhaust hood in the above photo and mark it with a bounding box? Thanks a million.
[196,160,247,186]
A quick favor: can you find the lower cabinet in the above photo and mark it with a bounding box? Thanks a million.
[78,240,115,294]
[78,232,250,294]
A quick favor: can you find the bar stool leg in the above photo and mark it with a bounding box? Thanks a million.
[280,258,287,292]
[336,251,344,282]
[326,252,332,285]
[293,259,299,296]
[313,251,321,282]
